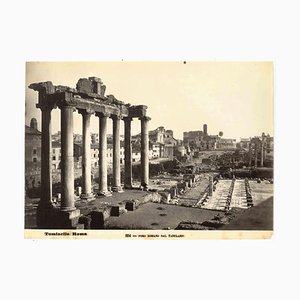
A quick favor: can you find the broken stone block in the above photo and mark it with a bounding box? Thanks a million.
[90,211,104,229]
[88,77,102,94]
[148,193,161,203]
[119,207,128,215]
[78,215,92,229]
[101,85,106,97]
[102,207,110,220]
[106,94,124,105]
[110,206,120,216]
[159,192,171,204]
[28,81,55,94]
[125,201,136,211]
[76,78,93,94]
[55,85,76,93]
[170,187,177,198]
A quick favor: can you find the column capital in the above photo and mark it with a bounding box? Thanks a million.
[139,116,151,122]
[111,114,123,121]
[57,103,77,113]
[36,103,55,112]
[95,111,110,118]
[78,108,95,116]
[56,92,77,109]
[123,116,133,122]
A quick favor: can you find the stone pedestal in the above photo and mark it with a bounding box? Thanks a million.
[36,206,57,229]
[59,209,81,229]
[112,115,123,192]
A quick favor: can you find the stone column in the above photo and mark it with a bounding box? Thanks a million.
[208,175,213,196]
[124,117,133,189]
[96,112,111,196]
[140,116,151,188]
[249,142,252,167]
[112,115,123,192]
[79,109,94,200]
[260,139,264,167]
[40,107,53,209]
[60,106,76,211]
[254,142,258,168]
[59,104,80,228]
[36,107,54,228]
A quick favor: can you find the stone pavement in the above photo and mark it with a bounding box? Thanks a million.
[200,179,272,211]
[230,180,248,209]
[249,181,273,205]
[201,180,232,210]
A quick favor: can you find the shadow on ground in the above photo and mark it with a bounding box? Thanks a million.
[220,197,273,230]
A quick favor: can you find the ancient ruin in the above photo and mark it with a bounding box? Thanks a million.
[29,77,151,228]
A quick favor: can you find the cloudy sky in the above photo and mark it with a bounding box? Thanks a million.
[25,61,273,140]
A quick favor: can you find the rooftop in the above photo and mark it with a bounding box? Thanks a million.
[25,125,41,135]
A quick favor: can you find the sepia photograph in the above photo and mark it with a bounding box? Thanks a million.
[3,1,300,300]
[24,61,273,238]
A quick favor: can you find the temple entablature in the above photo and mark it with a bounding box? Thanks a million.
[29,77,148,119]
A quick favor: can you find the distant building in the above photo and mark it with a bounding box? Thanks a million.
[133,126,177,159]
[238,138,250,149]
[91,133,99,144]
[216,138,237,149]
[25,118,42,167]
[26,119,177,173]
[73,133,82,144]
[132,145,141,163]
[51,141,61,169]
[174,145,187,158]
[52,131,61,142]
[184,124,220,150]
[90,142,126,168]
[149,142,161,159]
[51,141,83,170]
[26,119,84,171]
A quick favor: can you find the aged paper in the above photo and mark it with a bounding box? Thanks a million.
[25,62,273,239]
